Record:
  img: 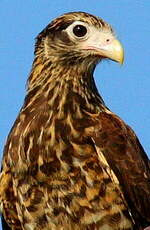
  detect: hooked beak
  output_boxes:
[98,39,124,64]
[84,38,124,65]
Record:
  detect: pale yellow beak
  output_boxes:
[98,39,124,64]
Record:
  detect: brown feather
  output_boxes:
[1,12,149,230]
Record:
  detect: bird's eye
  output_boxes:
[73,25,87,37]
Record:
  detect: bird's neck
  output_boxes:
[26,56,105,117]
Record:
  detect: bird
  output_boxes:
[0,11,150,230]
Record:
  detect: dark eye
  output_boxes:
[73,25,87,37]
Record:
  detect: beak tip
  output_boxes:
[110,39,124,65]
[119,57,124,65]
[119,50,124,65]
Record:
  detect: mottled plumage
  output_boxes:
[0,12,150,230]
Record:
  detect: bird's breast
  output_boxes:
[2,97,133,230]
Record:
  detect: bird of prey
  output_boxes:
[0,12,150,230]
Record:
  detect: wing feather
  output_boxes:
[93,111,150,227]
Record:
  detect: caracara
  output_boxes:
[0,12,150,230]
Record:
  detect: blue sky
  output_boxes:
[0,0,150,162]
[0,1,150,228]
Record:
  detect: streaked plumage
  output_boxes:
[0,12,150,230]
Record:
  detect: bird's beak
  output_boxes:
[84,38,124,65]
[98,39,124,64]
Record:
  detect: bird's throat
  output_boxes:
[26,57,105,119]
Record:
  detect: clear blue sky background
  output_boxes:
[1,2,150,167]
[0,0,150,227]
[1,1,150,159]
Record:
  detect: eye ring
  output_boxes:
[73,24,87,37]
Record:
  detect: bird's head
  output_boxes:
[35,12,124,70]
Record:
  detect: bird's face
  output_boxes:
[36,12,124,67]
[64,20,123,64]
